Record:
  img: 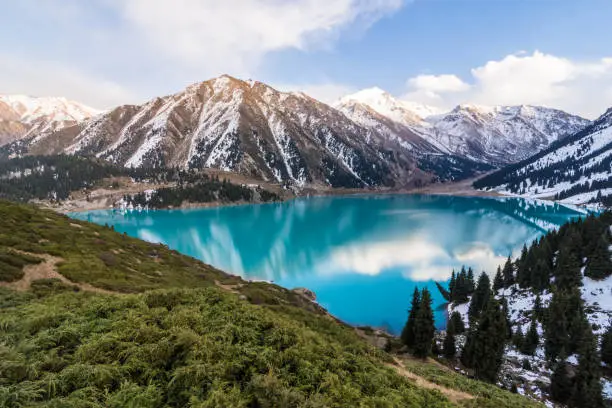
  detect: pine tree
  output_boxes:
[555,247,583,291]
[584,234,612,280]
[467,267,475,294]
[531,258,551,292]
[545,290,570,361]
[512,325,524,350]
[500,297,513,339]
[443,317,457,359]
[449,270,456,299]
[468,272,491,322]
[601,323,612,366]
[462,298,508,382]
[412,288,435,358]
[570,326,604,408]
[533,294,544,322]
[493,266,504,292]
[448,311,465,334]
[401,288,420,348]
[520,318,539,356]
[502,256,514,287]
[550,360,573,405]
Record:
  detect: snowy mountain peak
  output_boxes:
[0,95,102,124]
[336,88,443,128]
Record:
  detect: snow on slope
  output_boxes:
[337,90,590,165]
[475,107,612,206]
[0,95,101,145]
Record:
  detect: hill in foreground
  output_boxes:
[0,200,541,407]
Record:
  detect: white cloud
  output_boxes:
[115,0,404,76]
[0,54,138,110]
[403,51,612,119]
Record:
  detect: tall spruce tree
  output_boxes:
[467,267,475,294]
[462,298,508,382]
[570,327,604,408]
[584,234,612,280]
[412,288,435,358]
[468,272,491,321]
[550,360,573,405]
[554,247,583,291]
[493,266,504,292]
[520,318,539,356]
[601,323,612,366]
[401,288,420,348]
[443,315,457,359]
[502,256,514,287]
[448,311,465,334]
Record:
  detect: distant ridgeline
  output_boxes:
[473,108,612,206]
[434,212,612,406]
[0,155,279,207]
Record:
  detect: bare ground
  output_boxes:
[0,251,115,294]
[388,357,474,404]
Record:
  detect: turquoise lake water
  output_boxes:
[70,195,583,334]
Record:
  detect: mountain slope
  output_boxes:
[337,90,590,165]
[0,200,541,407]
[12,76,491,188]
[474,107,612,205]
[0,95,100,146]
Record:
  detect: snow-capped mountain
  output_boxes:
[0,95,101,146]
[337,90,590,165]
[18,76,475,188]
[474,107,612,205]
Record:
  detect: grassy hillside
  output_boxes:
[0,200,542,407]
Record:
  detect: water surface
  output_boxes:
[71,195,582,333]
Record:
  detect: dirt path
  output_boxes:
[0,252,115,294]
[388,357,474,405]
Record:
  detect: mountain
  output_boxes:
[474,107,612,206]
[9,76,489,189]
[0,199,540,407]
[337,89,590,165]
[0,95,100,146]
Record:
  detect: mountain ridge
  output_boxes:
[473,106,612,206]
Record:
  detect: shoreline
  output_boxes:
[49,179,506,214]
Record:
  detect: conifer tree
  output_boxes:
[412,288,435,358]
[443,318,456,359]
[468,272,491,322]
[550,360,573,405]
[500,297,513,339]
[570,326,604,408]
[467,267,475,294]
[584,234,612,280]
[531,258,551,292]
[555,247,583,290]
[462,298,507,382]
[521,318,539,356]
[493,266,504,292]
[513,325,524,350]
[533,294,544,322]
[448,311,465,334]
[401,288,420,348]
[448,270,456,299]
[502,256,514,287]
[601,323,612,366]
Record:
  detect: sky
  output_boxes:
[1,0,611,118]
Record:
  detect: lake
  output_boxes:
[70,194,583,334]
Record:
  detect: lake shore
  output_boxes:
[45,173,503,214]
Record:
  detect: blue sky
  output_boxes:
[1,0,611,117]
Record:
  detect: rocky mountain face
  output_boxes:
[11,76,489,189]
[0,95,100,146]
[474,107,612,205]
[336,89,590,165]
